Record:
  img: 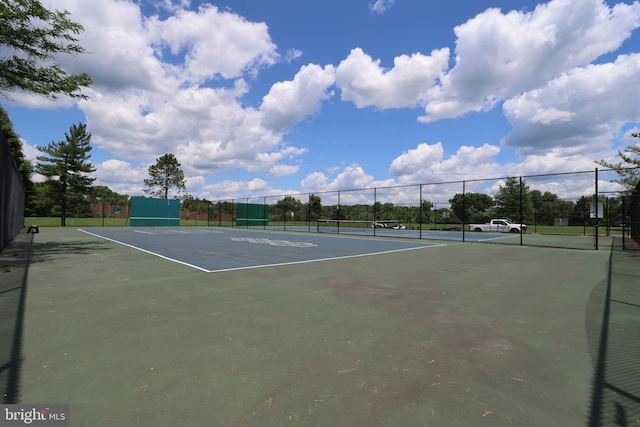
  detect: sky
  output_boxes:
[4,0,640,203]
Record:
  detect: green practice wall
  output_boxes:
[130,198,180,226]
[236,203,269,227]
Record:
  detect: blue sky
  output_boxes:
[4,0,640,202]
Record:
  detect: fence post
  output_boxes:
[462,181,466,242]
[595,168,599,250]
[373,188,377,237]
[307,193,311,233]
[622,195,627,250]
[337,191,341,235]
[419,184,423,240]
[519,176,523,246]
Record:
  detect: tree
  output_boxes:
[308,194,322,221]
[596,135,640,193]
[419,200,433,224]
[35,123,96,225]
[449,192,494,224]
[0,105,36,214]
[493,177,533,222]
[88,186,130,206]
[274,196,305,221]
[530,190,575,226]
[181,195,207,212]
[0,0,92,99]
[143,153,186,199]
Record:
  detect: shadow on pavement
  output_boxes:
[588,238,640,426]
[0,232,32,403]
[1,231,111,403]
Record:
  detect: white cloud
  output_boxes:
[145,4,278,82]
[269,164,301,177]
[58,0,169,95]
[285,49,303,63]
[185,175,206,192]
[98,159,142,180]
[11,0,332,181]
[94,159,148,195]
[260,63,336,133]
[370,0,395,14]
[336,48,449,109]
[301,164,375,192]
[300,172,328,191]
[200,178,269,200]
[247,178,269,192]
[20,140,40,163]
[420,0,640,122]
[502,53,640,155]
[149,0,192,14]
[389,142,501,183]
[300,164,397,203]
[9,0,640,202]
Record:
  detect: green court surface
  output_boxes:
[1,227,639,426]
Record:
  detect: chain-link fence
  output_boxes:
[207,168,638,250]
[0,132,25,251]
[20,168,639,250]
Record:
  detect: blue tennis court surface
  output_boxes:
[79,227,445,272]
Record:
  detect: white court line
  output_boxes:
[476,235,518,242]
[204,243,446,273]
[78,229,210,272]
[78,228,446,274]
[223,226,439,246]
[133,230,153,234]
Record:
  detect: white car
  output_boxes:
[392,224,406,230]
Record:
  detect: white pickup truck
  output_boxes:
[468,219,527,233]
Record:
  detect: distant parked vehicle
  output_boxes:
[392,224,406,230]
[468,219,527,233]
[371,221,387,228]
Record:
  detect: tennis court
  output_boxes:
[78,227,444,272]
[1,226,638,426]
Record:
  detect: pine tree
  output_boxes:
[143,153,186,199]
[36,123,96,225]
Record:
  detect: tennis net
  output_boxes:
[317,219,403,233]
